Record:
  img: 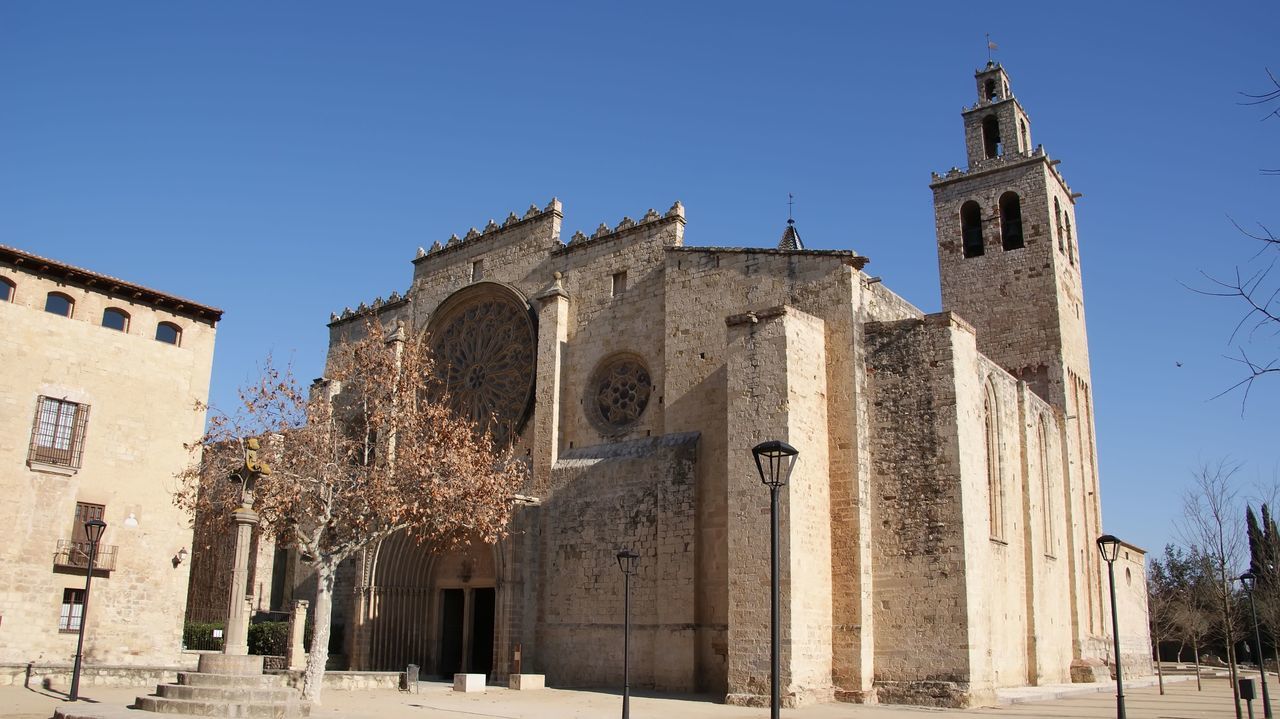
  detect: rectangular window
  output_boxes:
[59,588,84,632]
[611,271,627,296]
[28,396,89,468]
[471,260,484,282]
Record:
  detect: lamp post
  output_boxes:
[69,518,107,702]
[616,549,639,719]
[1097,534,1126,719]
[1241,571,1273,719]
[753,440,799,719]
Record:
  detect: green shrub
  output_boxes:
[248,621,289,657]
[183,622,225,651]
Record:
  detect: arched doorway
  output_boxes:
[361,531,498,677]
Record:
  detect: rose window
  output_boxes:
[427,284,536,445]
[589,355,652,431]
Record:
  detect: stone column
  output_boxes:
[531,272,568,496]
[224,505,260,656]
[288,600,310,671]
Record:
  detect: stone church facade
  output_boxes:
[313,63,1150,707]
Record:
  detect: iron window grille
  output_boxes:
[28,396,89,469]
[59,588,85,632]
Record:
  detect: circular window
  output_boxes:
[427,283,537,445]
[588,354,652,432]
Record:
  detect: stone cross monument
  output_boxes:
[224,437,269,656]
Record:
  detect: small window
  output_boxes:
[999,192,1024,251]
[961,201,984,258]
[102,308,130,332]
[471,260,484,282]
[1019,120,1028,151]
[59,588,85,632]
[45,292,74,317]
[984,79,998,102]
[612,271,627,296]
[0,277,13,302]
[982,115,1002,159]
[29,396,90,469]
[156,322,182,346]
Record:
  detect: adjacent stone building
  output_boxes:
[0,245,220,672]
[298,63,1149,707]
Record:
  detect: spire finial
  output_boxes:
[787,193,795,226]
[986,33,998,64]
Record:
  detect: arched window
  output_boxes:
[45,292,74,317]
[982,115,1002,159]
[985,79,998,102]
[999,192,1024,250]
[1019,120,1028,151]
[984,381,1004,539]
[1054,198,1063,252]
[961,201,984,258]
[155,321,182,346]
[0,276,13,302]
[101,308,130,332]
[1038,417,1055,554]
[1066,215,1075,266]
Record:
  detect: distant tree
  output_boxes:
[1148,547,1183,693]
[1246,503,1280,670]
[176,321,527,703]
[1180,460,1248,716]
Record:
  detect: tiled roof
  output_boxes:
[0,244,223,322]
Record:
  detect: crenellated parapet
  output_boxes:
[559,200,685,252]
[929,146,1076,199]
[412,198,564,265]
[327,289,411,327]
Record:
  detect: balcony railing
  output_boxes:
[53,540,118,572]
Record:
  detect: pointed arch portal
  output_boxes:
[358,531,499,677]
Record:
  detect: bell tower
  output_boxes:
[930,62,1107,658]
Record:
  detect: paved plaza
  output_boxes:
[0,674,1251,719]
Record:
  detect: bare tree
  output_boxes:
[1196,70,1280,403]
[1180,460,1248,716]
[176,321,527,703]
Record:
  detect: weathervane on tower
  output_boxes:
[986,33,998,63]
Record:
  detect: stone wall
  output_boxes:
[535,433,698,690]
[865,315,974,706]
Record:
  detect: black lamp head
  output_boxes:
[752,440,799,489]
[1096,534,1121,563]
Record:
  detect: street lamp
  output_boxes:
[69,518,107,702]
[753,440,798,719]
[1241,570,1273,719]
[616,549,639,719]
[1096,534,1126,719]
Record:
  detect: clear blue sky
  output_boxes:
[3,2,1277,557]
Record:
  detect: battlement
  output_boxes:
[328,289,410,326]
[412,198,564,266]
[930,147,1076,199]
[553,201,685,255]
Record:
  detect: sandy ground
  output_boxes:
[0,673,1249,719]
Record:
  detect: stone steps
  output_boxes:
[176,671,286,688]
[134,694,310,718]
[157,683,299,703]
